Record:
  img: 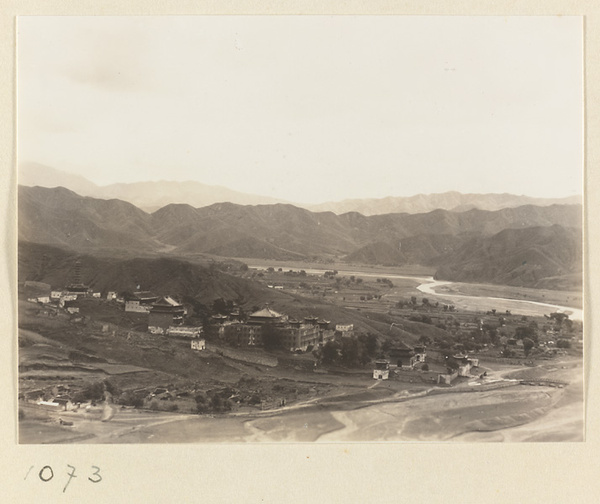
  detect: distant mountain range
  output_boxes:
[18,185,583,289]
[19,161,581,215]
[307,191,582,215]
[19,162,288,212]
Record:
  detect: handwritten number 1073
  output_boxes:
[24,465,102,492]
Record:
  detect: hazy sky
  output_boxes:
[18,16,583,204]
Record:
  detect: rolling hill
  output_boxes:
[18,241,284,308]
[432,225,583,289]
[18,185,583,288]
[18,242,436,340]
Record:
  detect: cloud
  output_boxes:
[55,19,158,92]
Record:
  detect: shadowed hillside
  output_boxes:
[432,225,582,289]
[18,186,583,289]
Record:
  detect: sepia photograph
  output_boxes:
[16,15,584,445]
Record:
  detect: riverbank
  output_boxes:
[29,356,579,444]
[423,281,582,310]
[248,261,583,321]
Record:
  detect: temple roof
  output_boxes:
[153,296,182,307]
[250,307,284,319]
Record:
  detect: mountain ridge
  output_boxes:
[19,161,582,215]
[307,190,582,215]
[18,185,582,289]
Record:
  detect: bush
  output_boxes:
[421,363,429,371]
[149,400,159,411]
[117,391,145,408]
[72,381,105,403]
[18,408,25,420]
[248,393,262,405]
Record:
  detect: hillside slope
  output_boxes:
[433,225,582,289]
[18,186,583,288]
[18,242,285,307]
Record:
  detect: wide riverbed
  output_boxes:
[249,265,583,322]
[70,358,582,443]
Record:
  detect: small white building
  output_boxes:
[50,291,62,300]
[167,326,203,338]
[37,296,50,304]
[191,339,206,351]
[373,359,390,380]
[92,292,101,298]
[336,324,354,338]
[106,291,117,301]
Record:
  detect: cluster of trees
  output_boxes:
[71,380,118,404]
[314,334,379,367]
[515,323,539,343]
[395,297,452,311]
[195,390,233,414]
[408,314,433,325]
[376,278,394,287]
[360,294,382,301]
[335,276,363,286]
[212,297,237,315]
[284,269,307,277]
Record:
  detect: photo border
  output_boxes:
[1,1,598,502]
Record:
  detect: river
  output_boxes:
[249,265,583,322]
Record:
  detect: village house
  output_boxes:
[373,359,390,380]
[66,285,89,297]
[53,395,75,411]
[336,324,354,338]
[451,354,479,377]
[388,342,426,369]
[106,291,117,301]
[191,338,206,351]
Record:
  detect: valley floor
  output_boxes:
[19,356,583,444]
